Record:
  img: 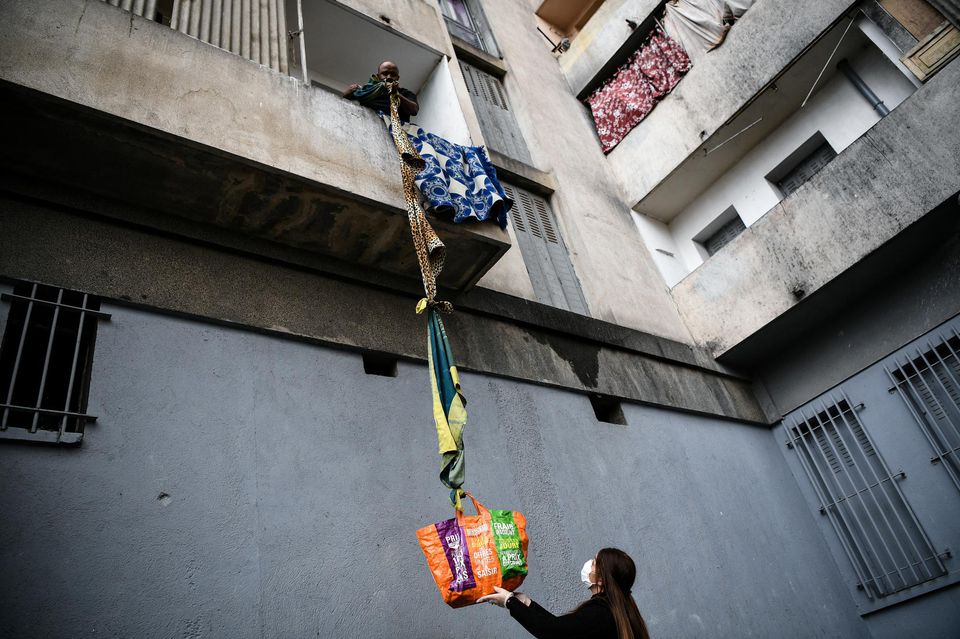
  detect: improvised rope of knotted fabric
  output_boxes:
[386,90,453,313]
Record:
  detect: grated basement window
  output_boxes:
[785,390,946,599]
[885,328,960,495]
[0,281,108,445]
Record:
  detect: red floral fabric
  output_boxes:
[586,28,692,153]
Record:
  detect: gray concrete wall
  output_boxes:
[0,0,696,342]
[0,195,765,423]
[0,298,868,638]
[769,313,960,633]
[752,200,960,416]
[671,58,960,355]
[606,0,858,207]
[0,0,405,216]
[470,0,693,340]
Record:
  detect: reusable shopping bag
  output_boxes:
[416,492,529,607]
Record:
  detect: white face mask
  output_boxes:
[580,559,596,587]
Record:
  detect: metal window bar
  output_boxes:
[885,329,960,494]
[786,391,945,598]
[0,284,108,443]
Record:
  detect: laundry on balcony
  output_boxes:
[397,126,512,230]
[662,0,755,63]
[347,69,512,229]
[586,27,691,153]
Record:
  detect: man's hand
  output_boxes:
[342,83,361,97]
[387,82,399,94]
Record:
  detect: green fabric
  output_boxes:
[427,308,467,505]
[490,510,527,579]
[350,74,387,105]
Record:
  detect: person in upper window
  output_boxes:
[343,60,419,121]
[478,547,651,639]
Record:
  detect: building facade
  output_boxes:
[0,0,957,636]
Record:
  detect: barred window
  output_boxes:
[785,390,946,600]
[886,327,960,494]
[0,281,108,445]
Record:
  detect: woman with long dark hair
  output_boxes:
[478,547,650,639]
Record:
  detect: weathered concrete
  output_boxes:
[334,0,452,57]
[605,0,858,207]
[0,299,869,638]
[0,83,507,291]
[559,0,657,95]
[671,58,960,355]
[471,0,693,341]
[0,197,765,422]
[0,0,400,216]
[734,196,960,416]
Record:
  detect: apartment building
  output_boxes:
[0,0,957,636]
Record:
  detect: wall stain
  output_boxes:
[530,331,600,389]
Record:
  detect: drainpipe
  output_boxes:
[838,59,890,116]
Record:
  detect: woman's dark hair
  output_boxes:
[595,548,649,639]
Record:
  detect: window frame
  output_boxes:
[0,279,108,445]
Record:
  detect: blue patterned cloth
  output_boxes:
[385,118,513,230]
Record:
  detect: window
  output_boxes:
[693,206,746,259]
[785,391,946,600]
[440,0,500,56]
[502,183,589,315]
[766,132,838,198]
[886,328,960,494]
[459,61,532,164]
[0,281,107,445]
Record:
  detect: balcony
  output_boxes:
[669,55,960,355]
[0,0,508,291]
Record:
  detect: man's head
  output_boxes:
[377,61,400,84]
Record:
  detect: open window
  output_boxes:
[287,0,471,145]
[439,0,500,56]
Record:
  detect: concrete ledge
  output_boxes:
[0,197,768,424]
[0,0,403,216]
[606,0,857,207]
[487,150,558,196]
[0,82,509,291]
[670,58,960,355]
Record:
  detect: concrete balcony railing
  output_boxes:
[0,0,509,291]
[670,56,960,356]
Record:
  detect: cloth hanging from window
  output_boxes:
[662,0,754,62]
[384,117,513,229]
[407,127,512,230]
[586,27,691,153]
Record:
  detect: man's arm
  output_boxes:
[342,83,361,98]
[395,87,419,118]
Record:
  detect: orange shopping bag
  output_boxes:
[416,492,529,607]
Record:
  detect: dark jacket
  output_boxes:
[348,86,418,118]
[506,594,618,639]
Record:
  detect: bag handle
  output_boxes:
[455,491,489,524]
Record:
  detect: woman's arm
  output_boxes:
[506,597,610,639]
